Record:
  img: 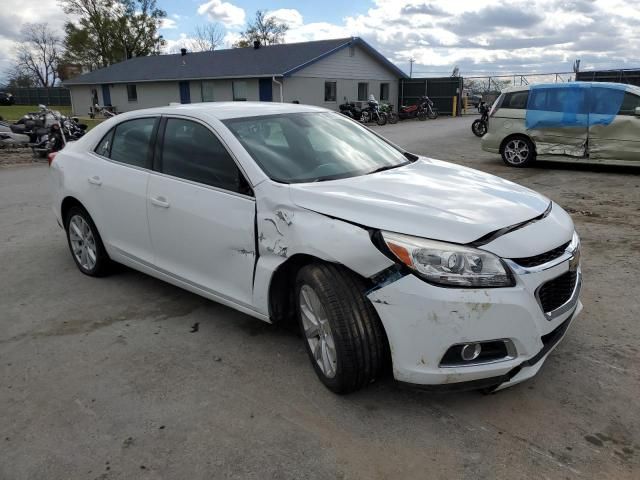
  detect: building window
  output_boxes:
[233,80,247,101]
[357,82,368,101]
[324,81,337,102]
[201,81,215,102]
[126,84,137,102]
[380,83,390,101]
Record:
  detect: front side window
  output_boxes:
[160,118,250,195]
[357,82,369,101]
[233,81,247,101]
[380,83,390,101]
[324,81,337,102]
[110,117,156,168]
[223,112,411,183]
[127,84,137,102]
[502,91,528,109]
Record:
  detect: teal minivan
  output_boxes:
[481,82,640,167]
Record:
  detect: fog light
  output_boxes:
[461,343,482,361]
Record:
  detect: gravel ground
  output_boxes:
[1,116,638,480]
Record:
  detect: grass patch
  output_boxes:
[0,105,104,130]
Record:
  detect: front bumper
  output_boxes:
[367,245,582,391]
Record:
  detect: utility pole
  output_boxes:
[409,58,415,78]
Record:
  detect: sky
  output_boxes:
[1,0,640,82]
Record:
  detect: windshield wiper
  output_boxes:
[366,162,408,175]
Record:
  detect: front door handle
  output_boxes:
[150,196,170,208]
[88,176,102,186]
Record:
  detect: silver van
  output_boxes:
[481,82,640,167]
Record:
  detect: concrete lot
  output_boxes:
[1,116,639,479]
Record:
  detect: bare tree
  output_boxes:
[187,24,224,52]
[234,10,288,48]
[15,23,62,87]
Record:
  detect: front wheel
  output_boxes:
[376,112,387,126]
[417,110,427,121]
[472,119,487,137]
[427,108,438,119]
[501,136,536,167]
[296,263,388,394]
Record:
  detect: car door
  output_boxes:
[147,116,256,307]
[589,86,640,161]
[89,116,158,264]
[525,84,589,157]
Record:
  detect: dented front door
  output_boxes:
[588,87,640,161]
[525,84,589,158]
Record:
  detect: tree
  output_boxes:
[5,68,38,88]
[234,10,288,48]
[14,23,61,87]
[187,24,224,52]
[60,0,166,69]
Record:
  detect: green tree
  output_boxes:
[60,0,166,69]
[234,10,289,48]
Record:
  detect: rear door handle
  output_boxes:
[150,196,170,208]
[88,176,102,186]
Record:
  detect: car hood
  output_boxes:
[288,158,551,244]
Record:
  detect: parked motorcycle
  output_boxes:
[380,103,398,124]
[472,101,490,137]
[398,95,438,121]
[361,95,387,126]
[0,105,66,157]
[339,98,365,121]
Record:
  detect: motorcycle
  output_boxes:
[360,95,387,126]
[380,103,398,124]
[472,101,490,137]
[398,95,438,121]
[0,105,66,157]
[339,98,365,121]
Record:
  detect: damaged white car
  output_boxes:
[49,103,582,393]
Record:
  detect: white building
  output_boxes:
[64,37,407,115]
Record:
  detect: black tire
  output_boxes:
[417,110,427,121]
[387,112,398,124]
[427,109,439,119]
[376,113,387,126]
[472,119,487,137]
[295,263,388,394]
[501,135,536,168]
[64,205,111,277]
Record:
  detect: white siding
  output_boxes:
[291,44,398,81]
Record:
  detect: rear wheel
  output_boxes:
[64,206,111,276]
[501,136,536,167]
[296,263,387,394]
[387,112,399,124]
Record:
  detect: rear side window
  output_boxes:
[109,118,156,168]
[618,92,640,116]
[160,118,251,195]
[501,91,528,109]
[94,129,114,157]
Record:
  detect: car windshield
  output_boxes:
[223,112,412,183]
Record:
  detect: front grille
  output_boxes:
[538,271,577,313]
[512,241,570,268]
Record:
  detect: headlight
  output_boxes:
[380,231,514,287]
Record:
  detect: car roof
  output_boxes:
[502,81,638,94]
[115,101,331,121]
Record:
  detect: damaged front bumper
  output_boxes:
[367,249,582,391]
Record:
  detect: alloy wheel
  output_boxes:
[504,139,530,165]
[299,285,337,378]
[68,214,97,271]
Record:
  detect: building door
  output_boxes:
[101,84,111,106]
[179,81,191,104]
[259,78,272,102]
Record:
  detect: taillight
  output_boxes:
[47,152,58,166]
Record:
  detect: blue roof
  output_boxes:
[64,37,407,86]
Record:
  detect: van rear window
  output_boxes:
[502,91,529,109]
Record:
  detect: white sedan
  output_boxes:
[49,102,582,393]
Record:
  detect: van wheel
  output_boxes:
[295,263,387,394]
[502,136,536,167]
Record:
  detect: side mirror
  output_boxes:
[635,106,640,117]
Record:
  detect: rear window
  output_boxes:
[501,91,529,109]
